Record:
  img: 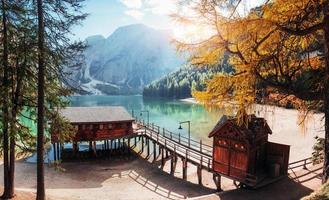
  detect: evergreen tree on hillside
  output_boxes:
[143,59,232,99]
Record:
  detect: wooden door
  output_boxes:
[230,150,248,179]
[213,146,230,175]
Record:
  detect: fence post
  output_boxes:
[163,128,165,136]
[170,132,172,139]
[179,133,181,143]
[185,148,188,159]
[200,140,202,153]
[303,159,307,169]
[158,127,160,134]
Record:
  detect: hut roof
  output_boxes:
[59,106,135,123]
[208,114,272,139]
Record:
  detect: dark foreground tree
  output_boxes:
[1,0,11,198]
[36,0,45,198]
[0,0,86,199]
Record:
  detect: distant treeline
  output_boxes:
[143,61,233,99]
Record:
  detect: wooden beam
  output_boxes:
[213,173,222,192]
[57,143,60,161]
[182,158,187,180]
[141,136,144,153]
[53,143,57,161]
[170,152,176,175]
[73,142,78,156]
[161,146,165,168]
[147,138,150,157]
[197,165,202,185]
[153,141,156,161]
[92,141,97,157]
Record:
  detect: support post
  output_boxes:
[213,174,222,192]
[182,158,187,180]
[73,142,78,156]
[57,142,60,160]
[89,141,93,152]
[92,141,97,156]
[53,143,57,161]
[197,166,202,185]
[147,138,150,157]
[170,152,175,175]
[153,141,156,161]
[161,147,165,167]
[141,136,144,153]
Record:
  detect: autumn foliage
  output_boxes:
[174,0,329,181]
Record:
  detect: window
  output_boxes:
[108,123,113,129]
[82,124,86,130]
[218,139,228,146]
[100,124,103,130]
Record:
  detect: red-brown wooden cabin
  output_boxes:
[209,115,290,187]
[51,106,135,142]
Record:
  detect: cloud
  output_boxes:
[120,0,142,9]
[125,9,144,20]
[144,0,177,15]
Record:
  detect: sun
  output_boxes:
[172,23,215,43]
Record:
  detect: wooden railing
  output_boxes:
[288,157,313,170]
[135,118,213,157]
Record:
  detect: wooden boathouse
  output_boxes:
[51,106,135,160]
[209,115,290,187]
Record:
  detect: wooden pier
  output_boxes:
[132,118,300,190]
[134,119,227,191]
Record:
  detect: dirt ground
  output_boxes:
[0,150,323,200]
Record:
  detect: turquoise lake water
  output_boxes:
[69,95,224,144]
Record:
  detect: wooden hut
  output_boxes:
[209,115,290,187]
[51,106,135,159]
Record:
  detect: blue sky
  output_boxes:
[72,0,265,41]
[73,0,176,40]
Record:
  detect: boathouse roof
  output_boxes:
[208,114,272,139]
[60,106,135,123]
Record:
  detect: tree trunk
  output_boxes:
[1,0,12,198]
[322,6,329,183]
[8,137,15,197]
[36,0,45,199]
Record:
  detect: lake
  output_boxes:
[26,95,324,163]
[68,95,224,144]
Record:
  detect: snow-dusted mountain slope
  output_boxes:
[69,24,184,95]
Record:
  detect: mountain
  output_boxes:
[69,24,184,95]
[143,61,233,99]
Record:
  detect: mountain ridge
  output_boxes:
[68,24,183,95]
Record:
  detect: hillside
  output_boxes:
[143,62,232,99]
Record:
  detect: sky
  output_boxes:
[72,0,265,41]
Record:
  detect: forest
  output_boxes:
[143,60,232,99]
